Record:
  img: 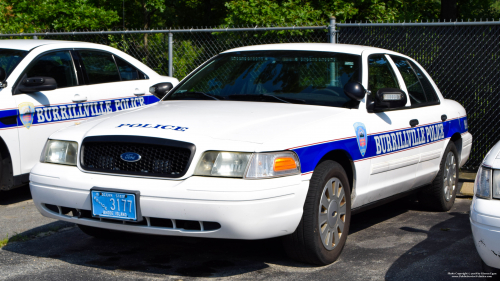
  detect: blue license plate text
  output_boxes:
[91,191,137,221]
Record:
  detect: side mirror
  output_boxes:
[149,82,173,100]
[344,82,366,101]
[18,77,57,93]
[374,88,407,110]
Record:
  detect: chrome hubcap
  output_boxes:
[318,177,346,250]
[443,152,457,202]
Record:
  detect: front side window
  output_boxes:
[25,51,77,88]
[79,51,120,84]
[0,49,28,79]
[368,54,399,94]
[165,51,361,108]
[391,55,439,105]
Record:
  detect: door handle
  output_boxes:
[133,88,145,96]
[409,119,419,127]
[441,114,447,121]
[72,94,87,103]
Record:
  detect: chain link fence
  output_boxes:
[337,22,500,170]
[1,21,499,170]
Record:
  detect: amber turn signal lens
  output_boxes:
[273,157,297,172]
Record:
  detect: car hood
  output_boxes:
[69,100,348,146]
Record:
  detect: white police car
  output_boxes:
[30,43,472,265]
[0,40,178,193]
[471,142,500,274]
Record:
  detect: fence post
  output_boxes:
[33,35,37,40]
[168,32,173,77]
[329,16,336,43]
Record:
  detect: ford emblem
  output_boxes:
[120,152,141,162]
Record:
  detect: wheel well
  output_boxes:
[450,132,462,161]
[0,136,13,191]
[0,137,11,161]
[318,150,354,191]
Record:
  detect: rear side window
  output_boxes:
[368,55,399,94]
[115,56,147,81]
[79,51,120,84]
[390,55,439,105]
[26,51,77,88]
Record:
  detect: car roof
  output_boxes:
[0,39,98,51]
[221,43,399,56]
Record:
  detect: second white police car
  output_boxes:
[0,40,178,193]
[31,43,472,265]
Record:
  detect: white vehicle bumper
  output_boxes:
[460,132,473,168]
[470,197,500,269]
[30,163,309,240]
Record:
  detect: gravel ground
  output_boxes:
[0,185,487,280]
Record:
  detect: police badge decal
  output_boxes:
[353,122,368,157]
[18,102,35,129]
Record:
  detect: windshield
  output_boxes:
[0,49,28,79]
[165,51,362,108]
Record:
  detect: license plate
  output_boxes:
[91,190,138,221]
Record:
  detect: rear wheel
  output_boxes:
[283,160,351,265]
[418,142,459,211]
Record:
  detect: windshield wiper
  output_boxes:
[228,94,305,104]
[179,91,221,100]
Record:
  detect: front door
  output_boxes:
[14,50,85,174]
[361,54,419,202]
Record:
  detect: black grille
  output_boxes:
[81,136,195,178]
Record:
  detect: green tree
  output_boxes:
[0,0,120,33]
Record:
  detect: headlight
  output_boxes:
[245,152,301,178]
[194,151,300,179]
[41,140,78,166]
[194,151,252,177]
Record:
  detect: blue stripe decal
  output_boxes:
[293,116,468,174]
[0,95,159,129]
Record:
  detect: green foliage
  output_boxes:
[173,40,204,78]
[0,0,120,33]
[224,0,357,26]
[458,0,500,19]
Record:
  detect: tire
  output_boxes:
[77,224,119,239]
[418,141,459,212]
[283,160,351,265]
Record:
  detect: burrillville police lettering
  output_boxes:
[374,123,445,155]
[117,124,188,131]
[34,97,146,123]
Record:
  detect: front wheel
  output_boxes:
[283,160,351,265]
[418,141,459,211]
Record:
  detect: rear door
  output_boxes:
[13,50,84,174]
[72,50,159,115]
[389,55,445,187]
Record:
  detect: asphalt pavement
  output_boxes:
[0,185,487,280]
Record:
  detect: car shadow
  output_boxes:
[1,196,475,278]
[0,184,32,206]
[384,211,484,280]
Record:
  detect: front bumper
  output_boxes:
[470,197,500,269]
[30,163,309,240]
